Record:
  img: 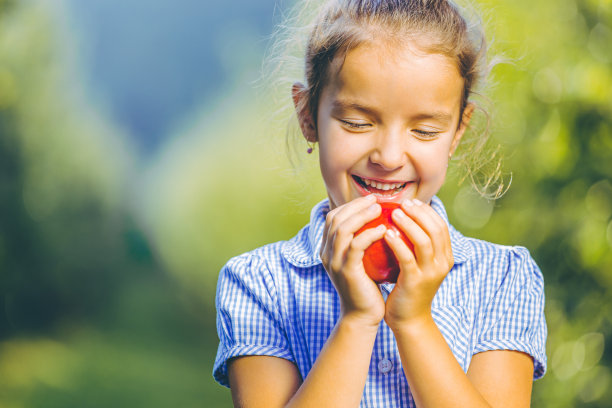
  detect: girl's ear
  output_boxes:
[450,103,475,156]
[292,82,317,143]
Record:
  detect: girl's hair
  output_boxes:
[268,0,507,198]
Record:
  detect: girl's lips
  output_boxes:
[353,175,408,185]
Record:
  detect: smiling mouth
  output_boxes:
[352,175,408,196]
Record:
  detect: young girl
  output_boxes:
[213,0,547,406]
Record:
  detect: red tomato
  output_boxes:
[355,202,413,284]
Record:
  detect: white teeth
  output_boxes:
[361,177,406,191]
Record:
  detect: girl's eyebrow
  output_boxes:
[331,99,381,119]
[411,111,453,125]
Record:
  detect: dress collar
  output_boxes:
[282,196,473,268]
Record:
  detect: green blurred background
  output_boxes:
[0,0,611,406]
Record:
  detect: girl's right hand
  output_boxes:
[320,195,387,329]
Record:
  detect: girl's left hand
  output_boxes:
[383,198,454,331]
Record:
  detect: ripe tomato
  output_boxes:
[355,202,413,283]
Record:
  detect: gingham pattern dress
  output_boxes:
[213,196,547,407]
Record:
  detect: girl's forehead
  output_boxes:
[321,41,464,117]
[329,39,460,85]
[333,42,461,90]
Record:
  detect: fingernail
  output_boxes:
[385,229,397,239]
[366,194,377,202]
[368,204,379,212]
[393,209,406,219]
[413,198,423,206]
[402,199,414,207]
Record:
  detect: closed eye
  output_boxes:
[413,129,440,139]
[340,119,371,130]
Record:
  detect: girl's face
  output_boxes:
[296,41,472,210]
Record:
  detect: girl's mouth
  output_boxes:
[352,175,409,197]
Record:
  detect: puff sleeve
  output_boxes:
[473,246,547,379]
[213,253,293,387]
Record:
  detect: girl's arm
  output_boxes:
[228,356,302,408]
[229,316,378,408]
[228,195,387,407]
[468,349,534,406]
[392,317,534,407]
[384,199,534,408]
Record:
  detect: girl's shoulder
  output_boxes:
[455,231,544,293]
[219,239,291,287]
[464,235,538,265]
[457,236,548,380]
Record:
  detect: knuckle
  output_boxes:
[336,223,352,237]
[348,239,363,253]
[331,239,346,260]
[330,217,342,231]
[437,220,448,232]
[330,259,343,273]
[413,236,429,248]
[435,259,451,274]
[401,257,416,268]
[431,224,443,235]
[325,211,336,226]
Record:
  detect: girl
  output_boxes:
[214,0,547,407]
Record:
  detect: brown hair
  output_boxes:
[268,0,507,198]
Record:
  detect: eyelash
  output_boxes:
[340,120,370,129]
[413,129,440,139]
[340,119,440,138]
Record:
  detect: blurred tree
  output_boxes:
[0,0,130,337]
[444,1,612,406]
[1,2,232,406]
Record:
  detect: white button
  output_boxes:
[378,358,393,373]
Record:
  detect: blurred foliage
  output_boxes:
[0,0,611,407]
[0,1,231,406]
[441,1,612,406]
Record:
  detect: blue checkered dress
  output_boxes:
[213,196,547,407]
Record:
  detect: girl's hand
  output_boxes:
[383,199,454,330]
[320,195,387,328]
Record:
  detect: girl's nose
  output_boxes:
[369,129,407,171]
